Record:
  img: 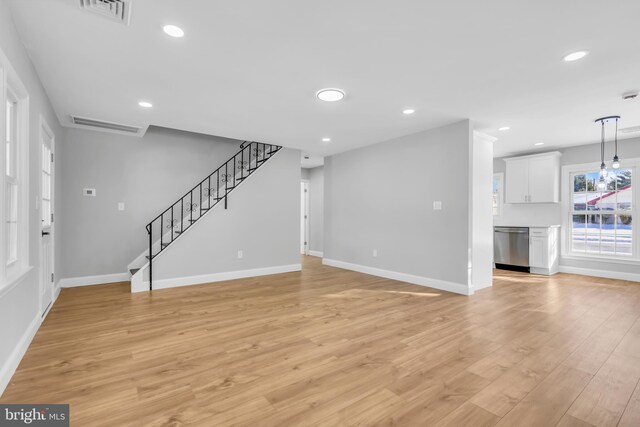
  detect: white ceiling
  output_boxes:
[8,0,640,157]
[301,152,324,169]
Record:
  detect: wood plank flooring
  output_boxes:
[2,256,640,426]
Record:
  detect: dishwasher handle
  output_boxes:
[495,229,528,234]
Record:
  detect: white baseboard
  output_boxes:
[0,315,40,396]
[58,272,130,288]
[308,250,323,258]
[559,265,640,282]
[133,264,302,293]
[322,258,471,295]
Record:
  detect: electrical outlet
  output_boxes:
[83,188,96,197]
[118,202,125,211]
[373,249,378,257]
[433,201,442,210]
[237,250,243,259]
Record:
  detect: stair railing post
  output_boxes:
[149,224,153,291]
[225,161,228,209]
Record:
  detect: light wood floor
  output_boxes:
[2,257,640,426]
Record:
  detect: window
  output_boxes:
[5,91,18,264]
[0,58,29,286]
[567,165,635,259]
[493,173,503,217]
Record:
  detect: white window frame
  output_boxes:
[493,172,504,218]
[561,159,639,264]
[0,49,30,290]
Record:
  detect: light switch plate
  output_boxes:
[237,250,243,259]
[433,201,442,210]
[118,202,125,211]
[83,188,96,197]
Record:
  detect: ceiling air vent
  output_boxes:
[79,0,132,25]
[619,125,640,134]
[70,115,146,136]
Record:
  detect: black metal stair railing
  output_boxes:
[144,141,282,290]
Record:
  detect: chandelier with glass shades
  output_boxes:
[595,115,621,190]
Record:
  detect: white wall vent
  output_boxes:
[79,0,132,25]
[619,125,640,134]
[69,115,147,137]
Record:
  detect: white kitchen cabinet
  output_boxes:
[504,152,561,203]
[529,226,560,275]
[504,157,529,203]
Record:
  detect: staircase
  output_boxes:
[129,141,282,291]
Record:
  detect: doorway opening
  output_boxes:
[300,181,309,255]
[40,116,55,317]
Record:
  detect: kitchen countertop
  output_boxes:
[494,224,561,228]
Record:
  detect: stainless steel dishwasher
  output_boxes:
[494,227,530,272]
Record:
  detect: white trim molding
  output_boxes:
[132,264,302,293]
[308,250,323,258]
[1,272,63,396]
[559,265,640,282]
[58,272,130,288]
[322,258,472,295]
[0,315,39,396]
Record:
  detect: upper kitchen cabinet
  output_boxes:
[504,152,561,203]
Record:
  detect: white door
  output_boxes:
[40,119,54,316]
[505,158,529,203]
[300,181,309,255]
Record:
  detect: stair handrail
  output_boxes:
[144,141,282,290]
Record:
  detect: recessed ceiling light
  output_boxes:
[322,137,331,142]
[534,142,545,146]
[138,101,153,108]
[563,51,588,62]
[316,88,345,102]
[402,109,415,115]
[163,25,184,38]
[498,126,510,131]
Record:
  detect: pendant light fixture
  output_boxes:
[612,117,621,169]
[594,115,621,190]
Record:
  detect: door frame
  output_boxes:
[39,114,55,316]
[301,180,309,255]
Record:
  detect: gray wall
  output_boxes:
[494,136,640,276]
[308,166,324,254]
[324,120,472,287]
[154,148,301,280]
[59,126,241,278]
[0,2,64,391]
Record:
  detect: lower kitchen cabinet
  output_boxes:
[529,226,560,275]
